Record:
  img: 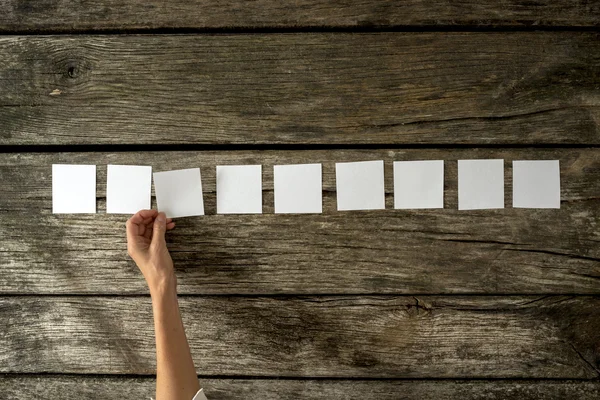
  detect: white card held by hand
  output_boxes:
[274,163,322,214]
[336,160,385,211]
[513,160,560,209]
[106,165,152,214]
[458,159,504,210]
[217,165,262,214]
[394,160,444,209]
[153,168,205,218]
[52,164,96,214]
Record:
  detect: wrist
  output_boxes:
[149,273,177,299]
[150,277,179,320]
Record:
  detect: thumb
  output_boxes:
[151,212,167,247]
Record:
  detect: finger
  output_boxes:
[166,222,175,230]
[126,214,142,243]
[130,210,157,225]
[166,218,173,224]
[143,214,158,238]
[151,212,167,247]
[127,210,145,225]
[141,217,154,225]
[129,210,161,226]
[126,209,154,241]
[143,226,153,240]
[138,209,158,218]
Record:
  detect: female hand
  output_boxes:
[126,209,176,294]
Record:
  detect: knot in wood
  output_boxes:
[67,65,79,79]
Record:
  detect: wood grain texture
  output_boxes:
[1,149,598,295]
[1,33,599,146]
[1,296,599,377]
[0,0,598,31]
[2,376,600,400]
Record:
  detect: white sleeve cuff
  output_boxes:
[192,388,208,400]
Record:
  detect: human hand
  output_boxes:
[126,209,176,295]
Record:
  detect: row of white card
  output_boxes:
[52,159,561,217]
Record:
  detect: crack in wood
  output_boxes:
[566,342,600,378]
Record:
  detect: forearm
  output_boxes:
[152,279,200,400]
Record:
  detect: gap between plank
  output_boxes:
[0,25,599,36]
[0,143,598,154]
[0,372,598,381]
[0,293,598,298]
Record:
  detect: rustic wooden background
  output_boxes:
[1,1,599,399]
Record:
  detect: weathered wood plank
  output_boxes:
[1,33,599,145]
[0,149,598,295]
[1,296,598,377]
[0,0,598,31]
[2,376,600,400]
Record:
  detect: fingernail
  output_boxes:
[157,213,166,223]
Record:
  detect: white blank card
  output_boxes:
[217,165,262,214]
[458,159,504,210]
[513,160,560,208]
[153,168,205,218]
[394,160,444,209]
[274,163,322,214]
[336,160,385,211]
[52,164,96,214]
[106,165,152,214]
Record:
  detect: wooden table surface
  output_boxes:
[1,1,599,399]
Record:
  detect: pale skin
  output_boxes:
[126,209,201,400]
